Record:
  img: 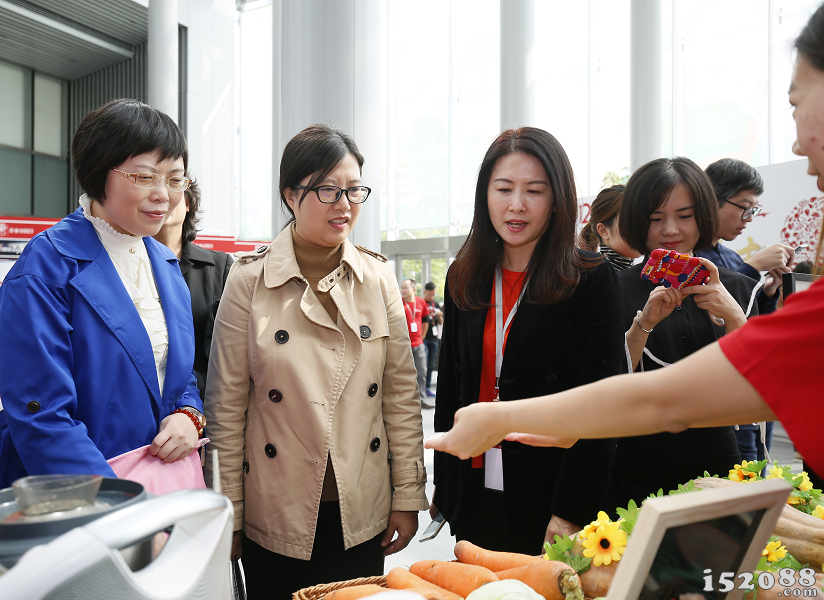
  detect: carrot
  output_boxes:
[323,584,386,600]
[409,560,497,598]
[386,568,452,600]
[454,540,544,571]
[496,562,584,600]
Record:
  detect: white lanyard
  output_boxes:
[494,267,527,401]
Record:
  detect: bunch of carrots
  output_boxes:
[324,541,585,600]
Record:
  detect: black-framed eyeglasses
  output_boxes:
[725,199,761,220]
[292,185,371,204]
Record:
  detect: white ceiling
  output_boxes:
[0,0,147,81]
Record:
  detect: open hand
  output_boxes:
[425,403,506,460]
[150,412,198,463]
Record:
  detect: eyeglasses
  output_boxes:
[725,199,761,220]
[112,169,191,192]
[292,184,371,204]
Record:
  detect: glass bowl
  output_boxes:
[12,474,103,516]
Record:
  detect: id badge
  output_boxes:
[484,447,504,491]
[431,324,439,337]
[411,322,418,333]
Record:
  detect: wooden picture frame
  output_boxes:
[606,479,792,600]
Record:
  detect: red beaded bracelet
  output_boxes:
[173,408,204,437]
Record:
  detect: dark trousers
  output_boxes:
[734,422,774,473]
[241,502,384,600]
[423,339,439,389]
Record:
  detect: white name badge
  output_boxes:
[410,322,418,333]
[431,324,439,337]
[484,447,504,491]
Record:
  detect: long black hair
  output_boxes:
[448,127,596,310]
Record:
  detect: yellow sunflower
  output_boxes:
[788,495,806,506]
[582,522,627,567]
[729,460,759,483]
[799,472,814,492]
[581,511,611,540]
[812,505,824,520]
[766,464,787,480]
[762,540,787,562]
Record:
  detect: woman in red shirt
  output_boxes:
[427,6,824,480]
[431,127,625,554]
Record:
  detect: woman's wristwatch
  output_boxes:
[173,406,206,437]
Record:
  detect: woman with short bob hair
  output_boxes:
[205,124,428,600]
[432,127,625,553]
[0,98,203,488]
[610,156,761,508]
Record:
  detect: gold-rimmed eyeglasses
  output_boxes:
[112,169,191,192]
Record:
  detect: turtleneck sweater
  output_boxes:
[291,227,343,501]
[80,194,168,395]
[599,244,634,271]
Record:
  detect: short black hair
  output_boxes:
[620,157,718,256]
[704,158,764,206]
[424,282,436,291]
[795,4,824,72]
[182,176,202,244]
[279,124,364,226]
[72,98,188,204]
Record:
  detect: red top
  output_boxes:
[472,269,527,468]
[719,277,824,477]
[403,296,427,347]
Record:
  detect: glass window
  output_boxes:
[34,73,65,158]
[0,147,32,215]
[0,61,32,150]
[681,0,770,167]
[239,3,273,241]
[402,258,423,292]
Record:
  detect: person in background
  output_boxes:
[696,158,788,468]
[432,127,624,554]
[205,124,428,600]
[577,184,642,270]
[422,281,443,397]
[699,158,795,315]
[612,156,761,509]
[401,278,432,408]
[154,177,233,401]
[0,99,203,488]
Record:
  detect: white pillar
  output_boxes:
[500,0,535,130]
[277,0,381,252]
[148,0,179,122]
[630,0,662,171]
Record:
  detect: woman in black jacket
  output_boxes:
[612,157,759,508]
[432,127,625,554]
[154,177,233,399]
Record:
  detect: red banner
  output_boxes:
[0,216,60,240]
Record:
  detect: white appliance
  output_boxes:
[0,489,234,600]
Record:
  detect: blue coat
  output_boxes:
[0,208,202,488]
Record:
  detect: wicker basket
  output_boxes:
[293,575,388,600]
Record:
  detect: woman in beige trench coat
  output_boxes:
[205,125,429,600]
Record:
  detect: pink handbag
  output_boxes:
[107,439,209,495]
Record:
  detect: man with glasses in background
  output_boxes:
[697,158,795,468]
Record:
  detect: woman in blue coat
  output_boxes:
[0,99,204,488]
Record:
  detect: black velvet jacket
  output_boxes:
[433,254,626,537]
[179,241,233,401]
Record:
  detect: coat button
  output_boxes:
[269,389,283,403]
[370,437,381,452]
[676,305,682,311]
[275,330,289,344]
[26,401,40,413]
[256,245,268,253]
[368,383,378,397]
[546,373,557,383]
[265,444,277,458]
[242,461,249,474]
[359,325,371,339]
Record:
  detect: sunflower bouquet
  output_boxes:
[726,460,824,517]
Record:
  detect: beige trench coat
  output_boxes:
[204,225,428,560]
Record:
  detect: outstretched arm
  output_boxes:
[426,341,774,460]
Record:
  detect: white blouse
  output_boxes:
[79,194,169,395]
